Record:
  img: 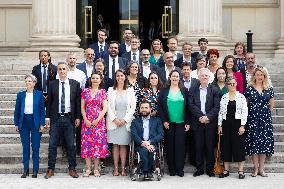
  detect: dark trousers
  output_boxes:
[137,147,154,173]
[186,129,196,166]
[19,114,42,172]
[47,115,77,170]
[194,126,216,172]
[167,122,186,173]
[75,124,81,153]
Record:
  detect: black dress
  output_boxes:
[221,100,245,162]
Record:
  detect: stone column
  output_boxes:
[25,0,81,52]
[275,0,284,57]
[178,0,227,52]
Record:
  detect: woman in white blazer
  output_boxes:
[218,76,248,179]
[107,69,136,176]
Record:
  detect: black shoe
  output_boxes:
[176,171,184,177]
[32,171,38,178]
[147,172,153,179]
[219,170,229,178]
[21,170,29,178]
[206,171,215,177]
[238,171,245,179]
[193,170,204,177]
[169,172,176,176]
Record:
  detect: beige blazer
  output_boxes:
[106,87,136,131]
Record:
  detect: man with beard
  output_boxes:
[130,101,164,179]
[89,29,109,60]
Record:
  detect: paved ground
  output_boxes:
[1,173,284,189]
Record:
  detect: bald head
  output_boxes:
[84,48,95,63]
[141,49,150,63]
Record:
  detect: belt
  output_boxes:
[58,112,71,117]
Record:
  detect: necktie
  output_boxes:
[112,58,116,79]
[133,52,136,61]
[61,82,65,113]
[100,45,103,58]
[43,65,47,93]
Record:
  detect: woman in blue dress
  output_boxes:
[244,67,275,177]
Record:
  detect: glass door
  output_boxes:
[119,0,139,41]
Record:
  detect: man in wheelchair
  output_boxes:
[130,101,164,180]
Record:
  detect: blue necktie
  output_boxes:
[61,82,65,113]
[43,65,47,93]
[133,52,136,61]
[100,45,103,58]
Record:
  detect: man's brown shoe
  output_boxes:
[69,169,79,178]
[44,169,54,179]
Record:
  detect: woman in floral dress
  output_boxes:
[81,71,108,177]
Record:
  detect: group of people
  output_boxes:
[14,28,275,180]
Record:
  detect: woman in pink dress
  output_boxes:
[81,71,108,177]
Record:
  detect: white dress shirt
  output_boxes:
[199,85,208,115]
[142,62,151,79]
[165,66,175,80]
[126,43,131,52]
[108,56,119,79]
[24,92,33,114]
[98,42,106,52]
[131,51,140,61]
[67,68,86,89]
[59,79,71,113]
[142,116,150,141]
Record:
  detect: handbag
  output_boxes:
[214,133,223,175]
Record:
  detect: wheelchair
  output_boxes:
[128,140,165,181]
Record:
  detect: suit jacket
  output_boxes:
[174,56,197,70]
[14,90,45,130]
[119,42,128,56]
[122,51,142,64]
[32,63,57,92]
[141,64,161,78]
[104,56,128,79]
[46,79,81,123]
[188,84,220,130]
[158,66,182,84]
[158,87,190,125]
[181,77,199,91]
[89,42,109,60]
[106,87,136,131]
[130,117,164,146]
[76,62,91,80]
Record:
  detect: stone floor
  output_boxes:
[0,173,284,189]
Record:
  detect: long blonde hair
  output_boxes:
[249,67,269,90]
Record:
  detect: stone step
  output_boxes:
[0,87,24,94]
[275,93,284,100]
[273,116,284,124]
[0,75,25,81]
[273,108,284,116]
[273,124,284,132]
[0,109,14,116]
[0,81,25,87]
[274,133,284,142]
[0,94,16,101]
[275,100,284,108]
[0,101,15,109]
[0,133,49,144]
[274,87,284,93]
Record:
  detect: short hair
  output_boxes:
[233,42,247,56]
[207,49,220,58]
[109,40,120,46]
[182,42,193,49]
[180,62,192,70]
[198,67,210,76]
[139,100,151,108]
[25,74,37,83]
[198,38,208,45]
[195,53,206,64]
[113,69,128,90]
[88,71,104,89]
[222,55,238,73]
[97,28,107,36]
[167,36,178,44]
[57,62,68,67]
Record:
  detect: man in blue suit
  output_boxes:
[77,48,95,80]
[89,29,109,60]
[130,101,164,179]
[119,28,133,56]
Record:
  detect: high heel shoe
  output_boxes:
[121,167,127,176]
[21,170,29,178]
[112,167,119,176]
[238,171,245,179]
[219,170,229,178]
[32,171,38,178]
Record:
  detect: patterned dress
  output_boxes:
[128,81,142,117]
[140,88,160,113]
[244,86,274,156]
[81,88,109,158]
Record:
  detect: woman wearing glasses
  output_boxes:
[218,76,248,179]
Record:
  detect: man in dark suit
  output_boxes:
[122,36,141,64]
[104,41,127,80]
[89,29,109,60]
[158,52,181,84]
[44,62,81,179]
[31,50,57,102]
[77,48,95,80]
[119,28,133,56]
[130,101,164,179]
[192,38,209,66]
[140,49,160,79]
[181,62,199,91]
[188,68,220,177]
[175,42,197,70]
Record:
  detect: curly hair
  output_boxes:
[207,48,219,58]
[234,42,247,56]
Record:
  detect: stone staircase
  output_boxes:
[0,58,283,174]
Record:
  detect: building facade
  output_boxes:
[0,0,283,57]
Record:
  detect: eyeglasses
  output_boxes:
[227,83,236,86]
